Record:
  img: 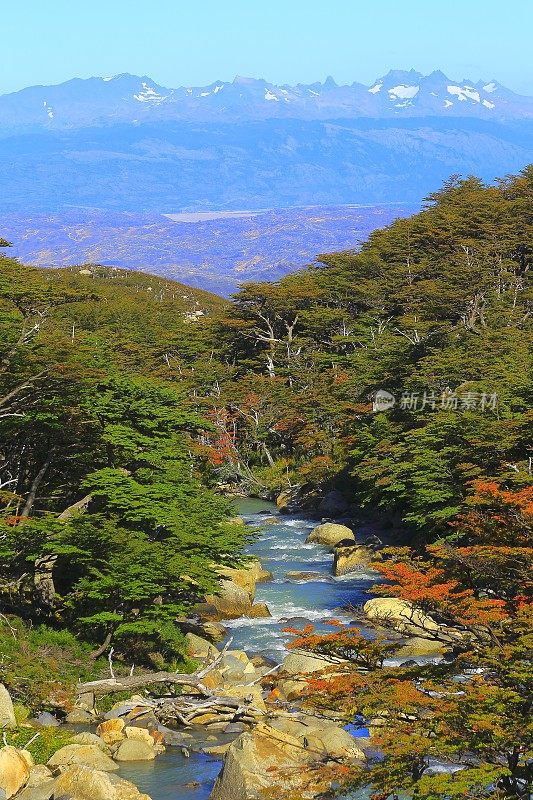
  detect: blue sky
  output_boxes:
[2,0,532,94]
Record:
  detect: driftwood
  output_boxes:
[76,639,268,728]
[77,639,231,699]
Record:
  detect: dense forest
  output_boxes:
[1,167,532,799]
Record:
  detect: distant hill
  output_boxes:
[0,116,531,215]
[43,264,226,312]
[3,205,416,295]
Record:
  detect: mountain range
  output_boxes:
[1,70,532,132]
[1,69,532,290]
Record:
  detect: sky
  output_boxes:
[2,0,532,95]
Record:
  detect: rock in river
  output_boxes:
[333,544,373,576]
[306,522,355,549]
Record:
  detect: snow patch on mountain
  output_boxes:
[483,99,496,109]
[133,82,167,104]
[447,85,481,103]
[388,85,419,100]
[483,82,497,93]
[368,82,382,94]
[265,89,279,101]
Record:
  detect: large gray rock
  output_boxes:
[53,765,152,800]
[363,598,441,636]
[306,523,355,549]
[333,544,373,576]
[304,724,365,760]
[185,632,220,659]
[71,733,111,753]
[47,744,118,772]
[393,636,447,657]
[0,684,16,729]
[114,739,156,762]
[32,712,60,728]
[12,781,55,800]
[65,708,95,724]
[0,747,32,799]
[281,649,347,675]
[209,723,316,800]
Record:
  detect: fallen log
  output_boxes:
[77,639,231,699]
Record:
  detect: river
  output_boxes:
[119,498,379,799]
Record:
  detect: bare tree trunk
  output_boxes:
[89,629,114,660]
[20,453,54,519]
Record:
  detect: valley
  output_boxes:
[3,204,415,294]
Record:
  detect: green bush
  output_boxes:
[0,616,104,711]
[4,727,74,764]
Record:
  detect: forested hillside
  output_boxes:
[0,259,247,677]
[211,168,532,533]
[1,168,531,798]
[205,167,532,799]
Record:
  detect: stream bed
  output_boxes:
[119,498,379,799]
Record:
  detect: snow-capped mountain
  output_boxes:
[0,70,531,131]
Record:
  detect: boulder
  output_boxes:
[306,523,355,549]
[281,649,347,676]
[204,582,252,619]
[96,718,125,745]
[11,783,55,800]
[32,712,60,728]
[47,744,118,772]
[202,560,273,619]
[246,560,273,583]
[0,747,32,799]
[217,684,267,714]
[156,725,193,747]
[0,684,16,729]
[71,733,110,753]
[304,725,365,761]
[114,739,156,762]
[12,782,55,800]
[201,621,228,641]
[219,654,247,680]
[285,571,326,581]
[26,765,54,788]
[65,708,95,724]
[318,490,349,517]
[248,603,271,618]
[203,742,232,756]
[185,632,220,659]
[124,727,157,747]
[363,598,441,636]
[209,724,315,800]
[224,722,246,734]
[333,544,373,576]
[393,636,447,658]
[276,679,308,701]
[12,766,54,799]
[53,765,151,800]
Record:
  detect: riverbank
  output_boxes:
[115,498,384,799]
